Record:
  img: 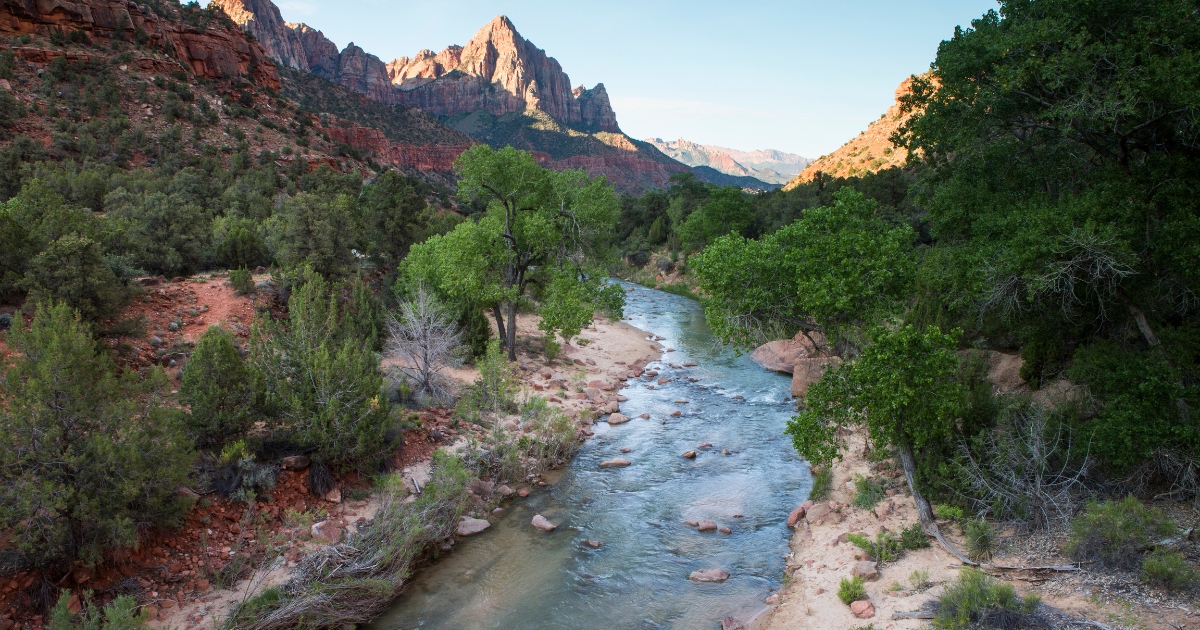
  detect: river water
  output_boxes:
[371,282,811,630]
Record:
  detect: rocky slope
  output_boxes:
[645,138,810,185]
[214,0,693,192]
[783,76,920,189]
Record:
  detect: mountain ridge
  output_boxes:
[644,138,810,185]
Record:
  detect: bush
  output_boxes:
[216,222,271,270]
[457,339,519,419]
[934,568,1041,629]
[0,302,193,570]
[851,474,887,509]
[838,576,867,605]
[808,466,833,501]
[105,190,209,276]
[269,193,358,278]
[251,268,388,469]
[544,335,561,361]
[935,504,965,522]
[963,519,995,562]
[180,326,261,450]
[456,302,492,361]
[48,590,147,629]
[230,268,254,295]
[848,531,902,563]
[900,523,930,550]
[23,234,127,322]
[1141,549,1198,591]
[1065,496,1177,570]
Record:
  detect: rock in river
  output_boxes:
[689,569,730,582]
[600,458,631,468]
[697,520,718,531]
[456,517,491,536]
[531,515,556,531]
[607,413,630,425]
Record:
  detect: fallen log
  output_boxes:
[891,611,935,620]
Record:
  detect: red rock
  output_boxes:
[850,600,875,618]
[518,489,529,497]
[787,505,806,527]
[851,561,879,581]
[697,520,718,532]
[682,450,697,459]
[790,357,843,398]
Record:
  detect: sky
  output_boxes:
[270,0,998,158]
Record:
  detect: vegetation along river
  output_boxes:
[372,282,812,629]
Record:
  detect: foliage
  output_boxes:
[269,193,359,278]
[1141,549,1198,591]
[934,568,1041,629]
[847,531,902,563]
[692,188,914,350]
[457,339,520,419]
[900,523,930,550]
[251,267,388,469]
[808,466,833,502]
[358,170,429,271]
[23,233,128,321]
[1065,496,1177,570]
[229,267,254,295]
[215,219,271,270]
[407,145,623,359]
[105,189,210,276]
[837,576,866,605]
[910,568,932,592]
[0,302,192,571]
[935,505,965,522]
[48,591,147,630]
[677,186,752,251]
[851,474,887,509]
[341,276,385,352]
[962,519,995,562]
[180,326,261,450]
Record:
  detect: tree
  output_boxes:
[787,325,964,526]
[692,188,915,351]
[251,267,388,468]
[677,186,753,251]
[23,233,127,322]
[213,217,271,270]
[386,287,463,405]
[180,326,261,450]
[359,170,428,271]
[105,189,210,276]
[269,192,358,278]
[0,302,193,571]
[404,146,623,360]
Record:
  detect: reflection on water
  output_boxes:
[371,282,811,630]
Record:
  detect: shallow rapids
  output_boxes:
[371,282,812,629]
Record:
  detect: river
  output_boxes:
[371,282,812,630]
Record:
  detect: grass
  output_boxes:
[934,568,1041,629]
[1066,496,1178,571]
[909,568,931,592]
[1141,549,1198,591]
[851,474,887,509]
[838,576,867,605]
[808,467,833,502]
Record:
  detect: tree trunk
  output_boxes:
[492,305,507,352]
[897,440,936,526]
[505,301,518,361]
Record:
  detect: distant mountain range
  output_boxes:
[644,138,811,186]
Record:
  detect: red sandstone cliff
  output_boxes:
[0,0,278,87]
[325,124,473,172]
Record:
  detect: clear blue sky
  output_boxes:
[269,0,998,157]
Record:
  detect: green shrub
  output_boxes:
[544,335,561,361]
[808,466,833,501]
[230,267,254,295]
[900,523,930,550]
[1065,497,1177,570]
[848,531,902,563]
[455,302,492,361]
[934,568,1040,629]
[105,189,209,276]
[48,590,147,629]
[935,504,965,522]
[215,223,270,270]
[180,326,261,450]
[0,302,193,570]
[909,568,931,592]
[23,233,127,321]
[457,339,520,419]
[851,474,887,509]
[963,520,995,562]
[838,576,867,605]
[1141,549,1198,591]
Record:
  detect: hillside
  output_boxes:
[782,76,920,189]
[214,0,694,192]
[644,138,809,185]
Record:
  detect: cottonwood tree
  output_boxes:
[386,287,463,405]
[402,146,624,360]
[788,325,964,527]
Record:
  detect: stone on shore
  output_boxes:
[600,458,631,468]
[850,600,876,618]
[689,568,730,582]
[607,413,630,425]
[790,357,842,397]
[456,517,491,536]
[787,505,806,527]
[852,561,880,581]
[531,515,556,531]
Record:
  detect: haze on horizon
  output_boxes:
[259,0,997,157]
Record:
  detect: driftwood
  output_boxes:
[891,611,935,620]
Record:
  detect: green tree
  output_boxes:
[788,325,963,525]
[180,326,261,450]
[404,146,623,359]
[692,188,915,350]
[0,302,193,571]
[105,189,210,276]
[251,267,388,468]
[213,217,271,270]
[24,233,127,322]
[269,192,358,278]
[359,170,428,271]
[677,186,752,251]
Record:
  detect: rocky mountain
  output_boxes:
[783,76,921,189]
[645,138,810,185]
[213,0,690,191]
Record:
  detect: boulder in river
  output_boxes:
[697,520,718,531]
[689,568,730,582]
[456,517,491,536]
[682,450,697,459]
[600,458,631,468]
[608,413,630,425]
[787,505,806,527]
[531,515,556,531]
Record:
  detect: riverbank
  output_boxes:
[151,310,659,630]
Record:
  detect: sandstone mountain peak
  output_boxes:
[646,138,811,185]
